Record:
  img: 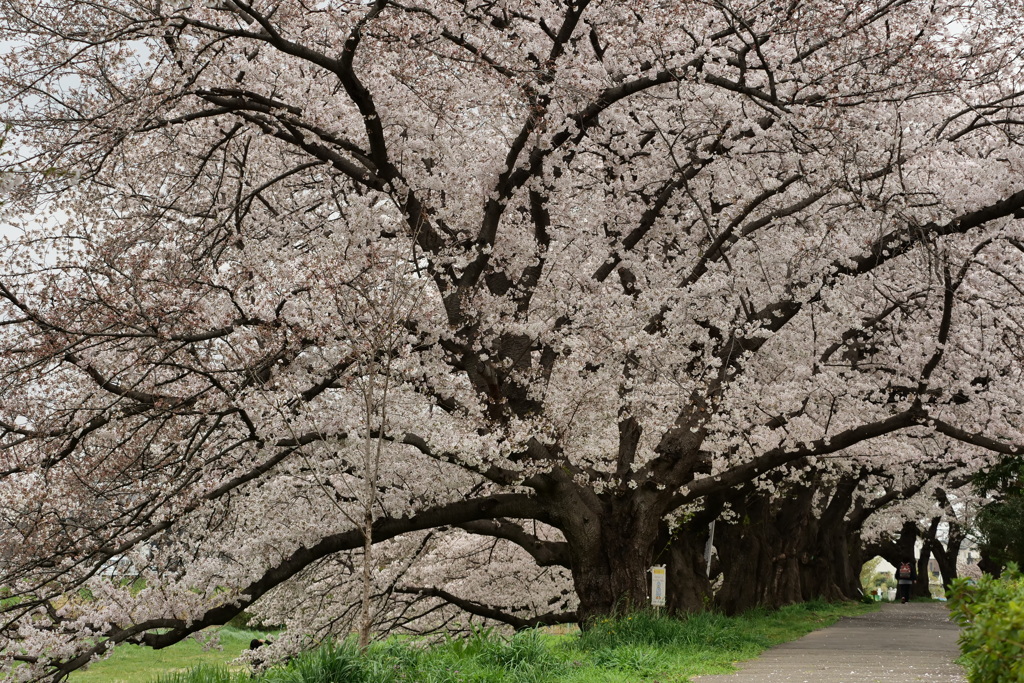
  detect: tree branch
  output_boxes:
[392,586,575,630]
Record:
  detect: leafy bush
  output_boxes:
[860,557,896,597]
[947,563,1024,683]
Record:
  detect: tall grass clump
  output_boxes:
[257,628,565,683]
[577,610,748,654]
[472,628,565,682]
[151,663,250,683]
[262,639,372,683]
[571,611,683,676]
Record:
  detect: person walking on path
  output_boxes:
[896,558,917,603]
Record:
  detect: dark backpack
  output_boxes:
[898,562,913,579]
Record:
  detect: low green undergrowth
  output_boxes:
[948,564,1024,683]
[150,664,250,683]
[68,627,270,683]
[131,599,874,683]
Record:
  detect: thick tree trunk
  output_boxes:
[714,488,812,614]
[656,522,712,614]
[801,476,865,602]
[556,488,665,624]
[932,489,964,590]
[798,528,862,602]
[925,519,963,589]
[897,520,919,563]
[912,518,938,598]
[914,550,933,598]
[713,510,779,614]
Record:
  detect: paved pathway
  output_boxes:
[692,602,966,682]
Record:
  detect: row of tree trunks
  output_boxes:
[546,467,964,622]
[709,475,865,614]
[636,470,962,616]
[712,487,813,614]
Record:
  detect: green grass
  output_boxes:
[557,600,877,682]
[67,600,875,683]
[68,627,268,683]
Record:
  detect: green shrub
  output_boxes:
[947,563,1024,683]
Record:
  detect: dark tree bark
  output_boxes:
[919,510,963,590]
[654,517,714,614]
[552,486,668,623]
[914,518,939,598]
[866,520,916,583]
[865,519,933,597]
[798,476,865,602]
[932,524,963,589]
[929,486,967,589]
[711,475,863,614]
[713,492,788,614]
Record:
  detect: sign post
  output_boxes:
[650,565,666,609]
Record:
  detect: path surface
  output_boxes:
[692,602,966,682]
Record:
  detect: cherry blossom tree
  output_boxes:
[858,456,980,596]
[2,0,1024,678]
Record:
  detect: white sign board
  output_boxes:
[650,565,666,607]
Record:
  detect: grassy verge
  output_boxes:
[103,599,874,683]
[558,600,877,683]
[68,627,269,683]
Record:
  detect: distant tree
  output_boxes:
[974,457,1024,576]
